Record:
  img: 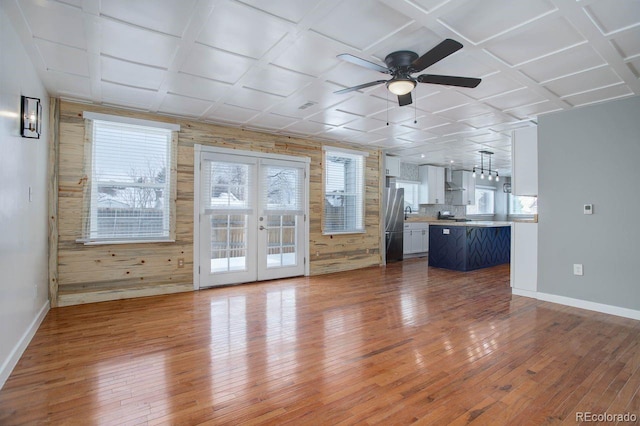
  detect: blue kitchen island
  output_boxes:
[428,222,511,271]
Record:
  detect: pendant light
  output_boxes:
[489,156,493,180]
[474,150,499,181]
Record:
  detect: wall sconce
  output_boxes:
[21,96,42,139]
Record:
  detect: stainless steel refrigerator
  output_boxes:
[385,187,404,262]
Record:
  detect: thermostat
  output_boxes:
[584,204,593,215]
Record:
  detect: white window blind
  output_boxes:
[80,118,176,243]
[201,159,254,215]
[323,148,366,234]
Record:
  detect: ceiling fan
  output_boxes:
[334,39,481,107]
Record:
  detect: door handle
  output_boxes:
[259,225,266,230]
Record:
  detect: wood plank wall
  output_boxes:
[48,98,60,307]
[55,101,382,306]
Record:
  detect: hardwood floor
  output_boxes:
[1,259,639,425]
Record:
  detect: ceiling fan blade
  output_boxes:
[417,74,481,88]
[337,53,390,74]
[334,80,387,94]
[398,93,412,107]
[410,39,463,72]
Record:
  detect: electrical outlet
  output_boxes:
[177,258,184,268]
[573,264,583,276]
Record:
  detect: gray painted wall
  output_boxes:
[538,95,640,310]
[0,3,50,388]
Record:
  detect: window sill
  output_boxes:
[508,214,538,223]
[77,239,175,246]
[466,215,494,220]
[322,230,366,236]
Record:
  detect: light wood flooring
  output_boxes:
[1,259,639,425]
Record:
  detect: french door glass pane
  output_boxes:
[266,214,297,268]
[210,214,248,273]
[281,215,296,266]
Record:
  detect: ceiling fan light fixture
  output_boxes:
[387,78,416,95]
[335,40,481,107]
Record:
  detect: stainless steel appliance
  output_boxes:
[385,187,404,262]
[437,211,455,220]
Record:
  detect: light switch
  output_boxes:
[443,229,450,235]
[573,264,583,276]
[583,204,593,215]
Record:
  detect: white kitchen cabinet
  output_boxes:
[385,155,401,177]
[512,127,538,196]
[510,222,537,293]
[418,165,445,204]
[403,228,412,254]
[451,170,475,206]
[403,223,429,255]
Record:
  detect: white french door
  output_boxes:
[196,148,308,288]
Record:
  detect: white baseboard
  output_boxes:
[512,289,640,321]
[511,288,538,299]
[0,301,50,389]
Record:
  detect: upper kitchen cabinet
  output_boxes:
[418,165,445,205]
[512,127,538,196]
[385,155,401,177]
[451,170,475,206]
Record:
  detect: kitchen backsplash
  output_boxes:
[419,204,466,217]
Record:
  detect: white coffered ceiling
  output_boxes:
[5,0,640,175]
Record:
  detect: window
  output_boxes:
[509,194,538,216]
[466,186,495,215]
[323,147,367,234]
[396,180,419,212]
[80,113,178,243]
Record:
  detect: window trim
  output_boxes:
[82,111,180,131]
[322,146,368,235]
[77,113,179,245]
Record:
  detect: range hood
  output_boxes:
[444,168,465,191]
